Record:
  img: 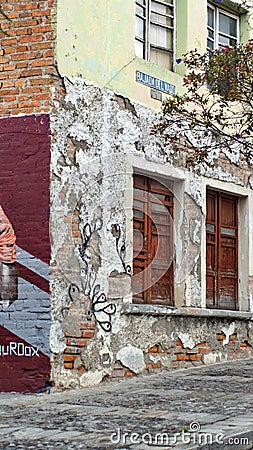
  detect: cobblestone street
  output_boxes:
[0,358,252,449]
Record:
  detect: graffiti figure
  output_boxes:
[0,206,18,308]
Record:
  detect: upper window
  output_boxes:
[135,0,174,70]
[207,3,239,51]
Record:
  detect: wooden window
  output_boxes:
[132,174,174,304]
[206,190,238,310]
[135,0,175,70]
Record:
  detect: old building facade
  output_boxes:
[0,0,253,391]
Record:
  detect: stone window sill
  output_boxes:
[121,304,253,321]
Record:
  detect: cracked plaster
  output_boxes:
[50,77,253,387]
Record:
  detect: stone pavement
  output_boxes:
[0,358,252,450]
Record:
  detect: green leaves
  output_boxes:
[157,43,253,167]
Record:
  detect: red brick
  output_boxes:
[77,339,87,347]
[30,78,54,85]
[14,3,39,10]
[188,354,202,361]
[124,370,134,377]
[12,53,38,61]
[32,58,53,67]
[63,355,78,362]
[0,38,18,45]
[177,354,187,361]
[216,334,226,341]
[15,79,27,86]
[44,49,53,57]
[20,68,42,77]
[77,365,86,377]
[32,9,51,17]
[240,342,250,347]
[7,12,20,19]
[148,345,161,353]
[3,95,17,102]
[14,18,38,27]
[20,35,43,43]
[198,347,211,354]
[32,25,52,33]
[64,362,73,370]
[0,88,19,95]
[30,42,52,51]
[81,330,95,339]
[16,62,28,69]
[15,28,31,35]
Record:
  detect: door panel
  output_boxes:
[206,190,238,310]
[133,175,174,305]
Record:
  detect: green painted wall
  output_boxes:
[176,0,207,76]
[56,0,252,108]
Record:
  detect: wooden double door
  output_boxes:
[132,175,174,305]
[206,189,238,310]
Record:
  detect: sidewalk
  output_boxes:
[0,358,252,450]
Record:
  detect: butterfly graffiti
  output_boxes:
[91,284,116,333]
[67,219,130,333]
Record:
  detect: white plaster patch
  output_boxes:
[50,321,66,354]
[200,165,244,186]
[79,370,105,387]
[177,332,195,350]
[116,345,145,374]
[184,263,202,308]
[188,174,204,212]
[190,219,201,245]
[203,352,228,365]
[203,352,219,365]
[149,354,172,369]
[248,175,253,190]
[221,322,235,346]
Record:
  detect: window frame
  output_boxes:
[207,3,240,51]
[135,0,175,71]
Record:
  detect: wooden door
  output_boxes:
[132,175,174,305]
[206,190,238,310]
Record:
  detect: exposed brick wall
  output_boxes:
[0,0,61,116]
[111,330,253,379]
[63,322,96,375]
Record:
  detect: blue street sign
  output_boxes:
[136,70,176,95]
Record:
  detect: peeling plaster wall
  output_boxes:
[50,77,253,388]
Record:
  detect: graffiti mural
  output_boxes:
[78,219,117,332]
[0,115,51,392]
[0,206,18,309]
[66,221,131,333]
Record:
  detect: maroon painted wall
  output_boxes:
[0,114,51,393]
[0,114,50,264]
[0,326,51,393]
